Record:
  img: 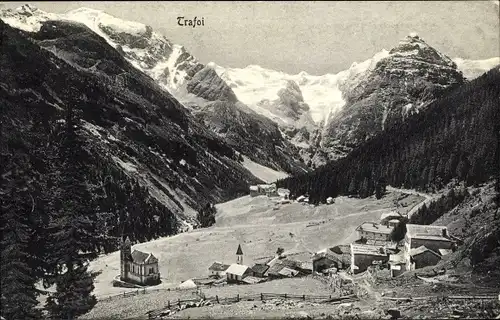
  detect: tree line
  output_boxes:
[277,67,500,204]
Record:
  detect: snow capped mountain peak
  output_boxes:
[389,33,456,68]
[16,4,38,14]
[211,48,395,127]
[409,31,419,38]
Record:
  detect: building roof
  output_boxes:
[209,262,230,272]
[242,276,265,284]
[296,195,306,202]
[258,184,276,190]
[131,250,157,264]
[251,263,270,274]
[236,244,243,255]
[314,247,351,266]
[277,188,290,195]
[439,249,453,256]
[267,262,286,276]
[389,254,405,264]
[299,261,313,271]
[226,263,249,276]
[406,224,452,241]
[330,245,351,255]
[250,186,259,191]
[350,244,388,257]
[388,219,400,224]
[409,245,441,258]
[380,211,401,221]
[278,267,299,277]
[266,255,280,266]
[356,222,393,235]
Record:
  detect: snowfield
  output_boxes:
[208,51,392,126]
[241,156,289,183]
[452,57,500,80]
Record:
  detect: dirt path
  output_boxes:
[386,186,435,219]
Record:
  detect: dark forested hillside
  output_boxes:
[278,67,500,203]
[0,18,264,319]
[0,18,261,242]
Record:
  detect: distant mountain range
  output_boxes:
[3,4,498,169]
[1,4,498,231]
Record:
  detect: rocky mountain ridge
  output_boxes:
[0,4,308,174]
[320,33,466,161]
[2,5,497,170]
[0,17,264,231]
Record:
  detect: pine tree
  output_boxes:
[375,177,386,199]
[0,146,42,320]
[348,177,357,195]
[359,177,370,198]
[390,218,409,243]
[44,105,99,319]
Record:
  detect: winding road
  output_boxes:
[386,186,435,220]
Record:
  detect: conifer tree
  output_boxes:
[0,151,42,320]
[44,105,99,319]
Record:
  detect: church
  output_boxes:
[120,236,161,286]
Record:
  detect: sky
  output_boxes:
[1,1,499,74]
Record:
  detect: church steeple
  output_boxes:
[120,236,132,281]
[236,244,243,265]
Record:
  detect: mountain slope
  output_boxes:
[212,37,497,165]
[0,4,308,175]
[278,66,499,203]
[0,18,264,238]
[321,34,466,159]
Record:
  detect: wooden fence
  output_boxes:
[146,292,357,319]
[99,286,198,302]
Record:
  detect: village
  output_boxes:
[115,183,459,293]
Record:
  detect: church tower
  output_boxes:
[120,236,132,281]
[236,244,243,265]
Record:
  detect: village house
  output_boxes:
[277,188,290,199]
[407,246,442,270]
[208,262,230,278]
[380,211,402,225]
[249,185,259,197]
[249,184,278,197]
[120,236,160,286]
[296,195,309,203]
[350,243,389,274]
[355,222,394,242]
[226,263,252,283]
[251,263,270,278]
[388,253,406,277]
[312,245,351,273]
[403,224,455,270]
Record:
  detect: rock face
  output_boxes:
[259,80,311,121]
[194,101,307,174]
[1,7,477,171]
[0,5,305,174]
[0,19,262,229]
[321,34,465,160]
[256,80,321,166]
[187,67,238,103]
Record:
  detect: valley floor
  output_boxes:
[89,190,423,298]
[81,190,425,319]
